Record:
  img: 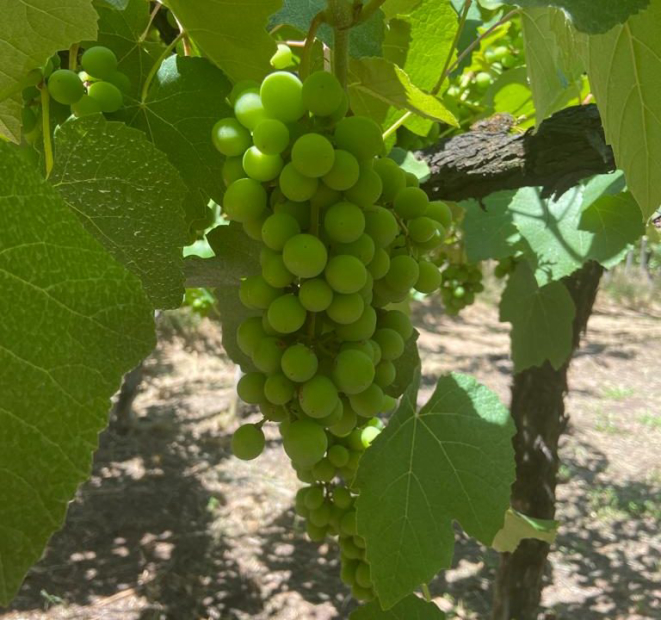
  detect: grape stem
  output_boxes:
[354,0,387,24]
[69,43,79,72]
[326,0,353,89]
[299,11,326,80]
[141,32,184,103]
[421,583,432,602]
[139,2,162,43]
[432,0,473,97]
[40,85,54,178]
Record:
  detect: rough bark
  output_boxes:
[421,104,615,202]
[491,261,604,620]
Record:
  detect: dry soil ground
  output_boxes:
[1,294,660,620]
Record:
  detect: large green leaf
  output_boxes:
[350,594,446,619]
[0,0,98,142]
[480,1,650,34]
[50,115,188,309]
[93,0,163,103]
[581,0,661,220]
[382,0,423,19]
[271,0,384,58]
[121,55,232,231]
[354,372,515,609]
[462,191,522,262]
[165,0,280,82]
[349,58,458,124]
[521,7,585,122]
[0,142,155,605]
[499,261,575,371]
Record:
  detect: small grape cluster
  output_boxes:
[440,262,484,315]
[211,69,453,601]
[44,46,128,116]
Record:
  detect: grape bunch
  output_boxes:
[211,69,453,602]
[440,262,484,315]
[45,46,128,117]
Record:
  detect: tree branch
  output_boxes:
[421,104,616,202]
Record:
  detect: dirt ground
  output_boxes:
[1,293,660,620]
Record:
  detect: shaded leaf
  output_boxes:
[492,508,559,553]
[351,594,446,619]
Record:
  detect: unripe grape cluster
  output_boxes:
[440,262,484,315]
[213,69,452,602]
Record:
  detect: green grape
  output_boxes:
[329,404,358,437]
[393,186,429,219]
[273,199,311,229]
[352,585,375,602]
[224,178,267,222]
[253,337,286,373]
[87,81,123,112]
[355,563,372,588]
[47,69,84,105]
[264,373,295,405]
[405,171,420,187]
[364,206,399,248]
[22,85,40,102]
[334,116,384,160]
[229,79,259,105]
[373,328,405,361]
[360,425,381,448]
[382,394,397,413]
[302,71,345,117]
[283,234,328,278]
[262,252,295,288]
[373,158,406,203]
[326,293,364,325]
[344,166,383,207]
[236,372,266,404]
[349,384,383,417]
[502,53,518,69]
[454,285,466,298]
[335,234,375,266]
[232,424,265,460]
[426,200,453,228]
[341,559,359,585]
[271,43,293,69]
[81,46,118,79]
[212,118,252,157]
[291,133,335,178]
[307,522,328,542]
[408,216,436,243]
[312,458,336,483]
[475,71,493,91]
[311,183,342,210]
[341,340,377,363]
[299,278,333,312]
[260,71,305,122]
[335,305,377,342]
[261,213,301,251]
[234,89,267,131]
[322,150,360,191]
[283,420,329,467]
[239,275,281,309]
[300,375,339,418]
[242,210,269,241]
[305,485,325,510]
[23,68,43,88]
[340,510,358,536]
[385,255,420,292]
[367,248,391,280]
[415,260,442,293]
[237,316,266,356]
[325,255,367,294]
[261,400,288,422]
[379,309,413,341]
[333,485,353,508]
[242,146,283,182]
[105,70,131,93]
[324,201,365,244]
[333,350,375,395]
[71,94,102,117]
[267,293,307,334]
[279,163,319,202]
[310,500,333,526]
[328,445,350,468]
[320,398,344,427]
[281,343,318,382]
[253,118,290,155]
[295,487,311,515]
[222,156,246,187]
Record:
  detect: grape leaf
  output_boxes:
[491,508,559,553]
[271,0,385,58]
[164,0,279,82]
[581,0,661,220]
[0,0,98,142]
[485,67,535,126]
[462,191,522,262]
[0,142,155,605]
[349,58,458,124]
[350,594,446,619]
[499,261,575,371]
[354,371,515,609]
[50,115,187,309]
[382,0,423,19]
[92,0,163,103]
[480,1,650,34]
[203,224,262,370]
[521,8,585,122]
[121,55,232,231]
